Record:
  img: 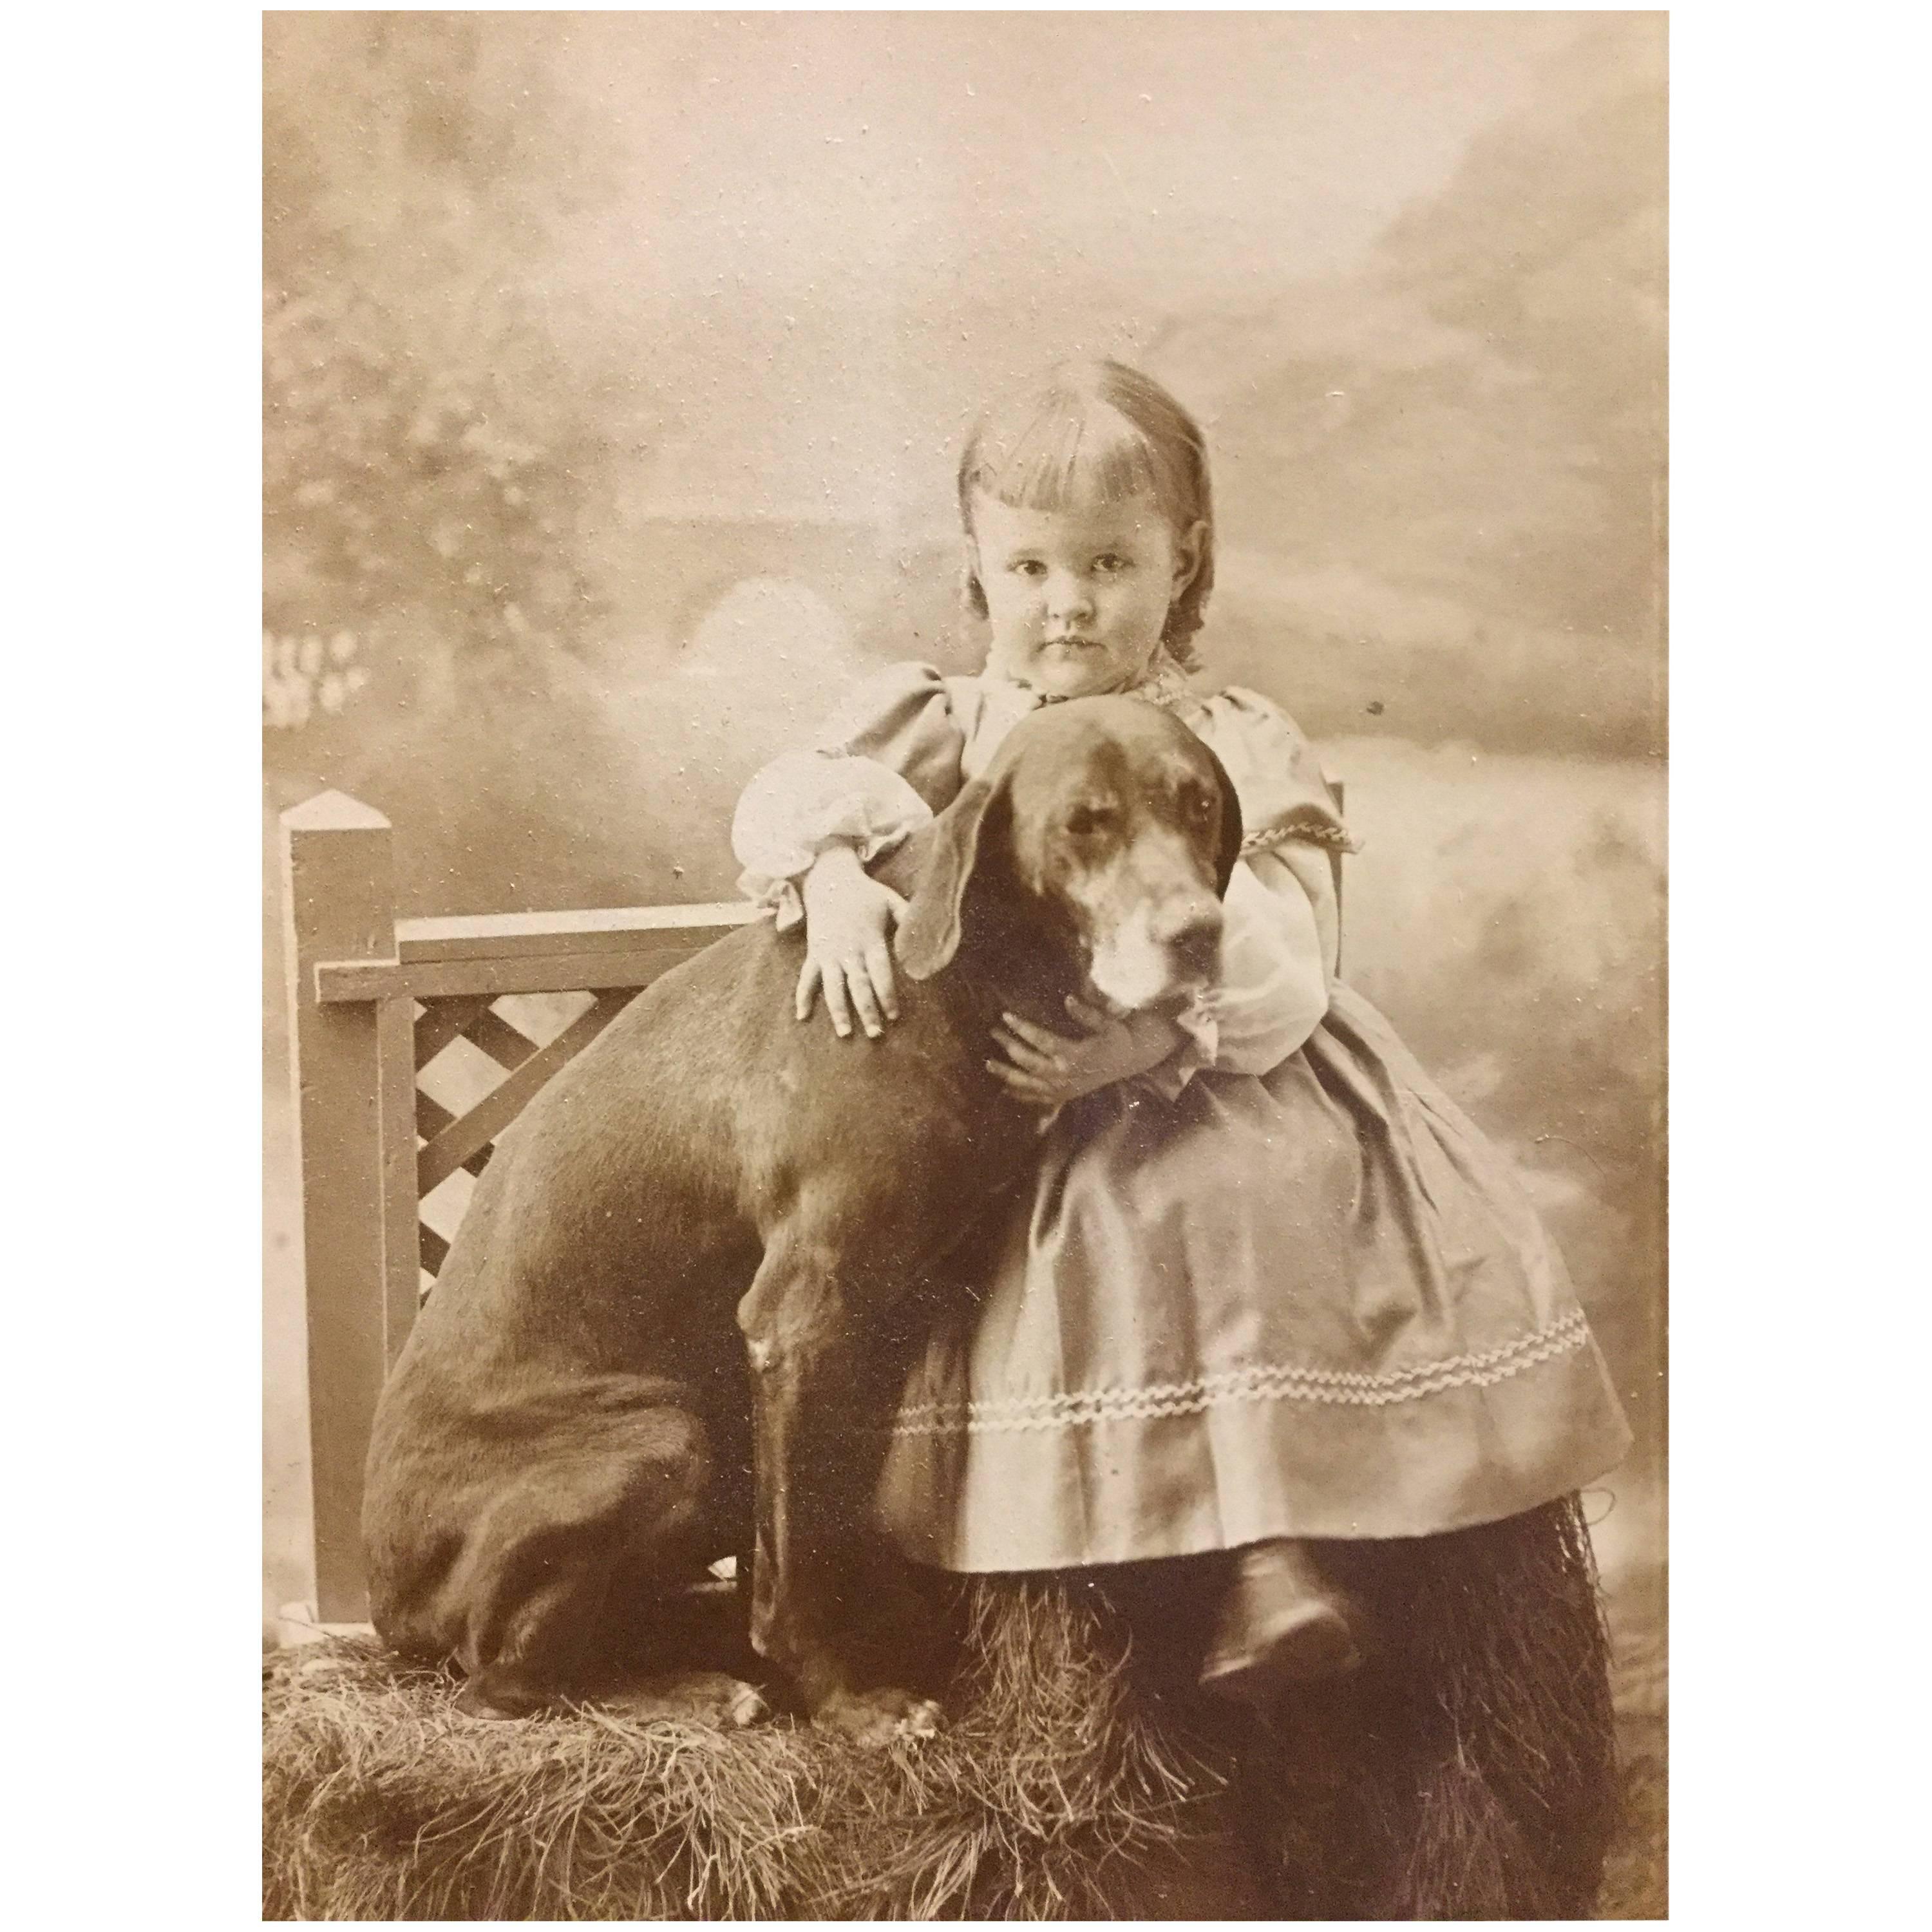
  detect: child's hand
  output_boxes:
[988,996,1188,1108]
[798,845,910,1039]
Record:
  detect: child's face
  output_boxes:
[969,491,1202,700]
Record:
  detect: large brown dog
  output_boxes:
[362,696,1241,1739]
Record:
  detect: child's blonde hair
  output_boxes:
[956,359,1216,669]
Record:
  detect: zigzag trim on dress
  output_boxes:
[890,1309,1592,1437]
[1241,809,1358,857]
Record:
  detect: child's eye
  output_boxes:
[1011,558,1047,577]
[1094,554,1130,573]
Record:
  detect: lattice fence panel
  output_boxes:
[412,988,642,1293]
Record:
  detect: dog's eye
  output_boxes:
[1182,785,1216,820]
[1065,804,1115,838]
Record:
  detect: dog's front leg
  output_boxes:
[735,1227,942,1745]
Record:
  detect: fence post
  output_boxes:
[281,790,404,1623]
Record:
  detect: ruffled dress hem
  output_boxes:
[877,1321,1631,1570]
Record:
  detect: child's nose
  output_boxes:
[1048,573,1095,621]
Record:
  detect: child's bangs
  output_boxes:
[956,359,1215,661]
[967,397,1178,520]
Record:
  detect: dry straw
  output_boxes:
[265,1497,1647,1919]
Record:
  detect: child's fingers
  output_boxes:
[820,960,855,1039]
[985,1059,1058,1106]
[795,958,820,1022]
[843,960,886,1039]
[864,940,900,1021]
[989,1027,1039,1068]
[1063,994,1110,1034]
[992,1026,1061,1074]
[999,1010,1076,1053]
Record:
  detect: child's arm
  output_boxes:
[985,855,1330,1106]
[1256,842,1341,983]
[1203,853,1332,1071]
[987,1000,1189,1108]
[732,663,969,1036]
[1191,685,1350,984]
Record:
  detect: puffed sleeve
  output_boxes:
[1193,686,1355,980]
[732,661,969,928]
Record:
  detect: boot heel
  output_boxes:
[1199,1541,1363,1704]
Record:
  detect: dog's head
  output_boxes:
[896,696,1241,1010]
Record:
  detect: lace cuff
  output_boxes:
[731,751,934,931]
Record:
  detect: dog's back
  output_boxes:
[363,923,783,1666]
[362,903,987,1679]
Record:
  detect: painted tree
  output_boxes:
[264,13,617,699]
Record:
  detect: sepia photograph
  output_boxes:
[262,8,1667,1917]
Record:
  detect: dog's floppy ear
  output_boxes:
[896,776,1004,981]
[1207,743,1244,896]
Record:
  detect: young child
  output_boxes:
[731,360,1632,1701]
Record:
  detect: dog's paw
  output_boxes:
[723,1669,773,1731]
[603,1671,774,1730]
[453,1670,550,1721]
[723,1678,775,1729]
[895,1696,944,1740]
[813,1686,946,1747]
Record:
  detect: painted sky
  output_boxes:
[511,10,1618,526]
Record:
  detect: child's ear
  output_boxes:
[1171,519,1209,599]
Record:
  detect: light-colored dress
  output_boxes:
[734,658,1633,1573]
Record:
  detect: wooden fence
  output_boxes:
[279,792,753,1620]
[279,784,1341,1624]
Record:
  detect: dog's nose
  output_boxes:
[1164,911,1223,983]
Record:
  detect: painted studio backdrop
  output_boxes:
[264,6,1663,1731]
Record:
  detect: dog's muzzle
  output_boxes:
[1088,895,1224,1012]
